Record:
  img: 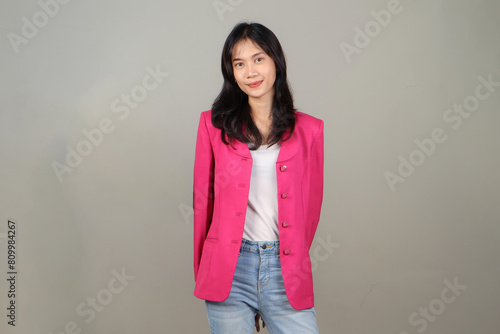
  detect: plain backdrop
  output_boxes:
[1,0,499,333]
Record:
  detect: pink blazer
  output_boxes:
[193,109,324,310]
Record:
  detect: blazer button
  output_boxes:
[281,193,288,199]
[283,249,290,255]
[282,221,289,228]
[280,165,287,172]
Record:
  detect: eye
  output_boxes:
[234,62,244,68]
[255,57,264,63]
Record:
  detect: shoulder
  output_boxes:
[294,111,324,136]
[198,110,215,130]
[200,109,212,121]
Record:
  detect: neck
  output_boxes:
[248,95,273,122]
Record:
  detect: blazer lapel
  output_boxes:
[228,127,299,162]
[228,138,252,159]
[277,127,299,162]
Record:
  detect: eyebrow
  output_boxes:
[232,51,265,62]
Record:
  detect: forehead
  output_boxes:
[232,39,265,59]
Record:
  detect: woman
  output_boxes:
[193,22,324,333]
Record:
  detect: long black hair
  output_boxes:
[211,22,296,150]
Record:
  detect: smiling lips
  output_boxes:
[248,80,263,88]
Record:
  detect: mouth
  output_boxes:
[247,80,263,88]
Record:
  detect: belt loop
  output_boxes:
[239,238,245,256]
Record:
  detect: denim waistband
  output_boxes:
[240,238,280,256]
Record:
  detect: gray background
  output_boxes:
[1,0,499,333]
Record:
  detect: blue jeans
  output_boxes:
[205,239,319,333]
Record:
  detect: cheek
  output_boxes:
[234,78,246,91]
[235,77,245,89]
[233,71,243,84]
[267,65,277,82]
[268,70,277,85]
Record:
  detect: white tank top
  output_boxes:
[243,143,281,241]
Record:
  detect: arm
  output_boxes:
[193,112,215,281]
[306,120,324,248]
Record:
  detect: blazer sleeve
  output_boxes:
[193,112,214,281]
[306,120,324,248]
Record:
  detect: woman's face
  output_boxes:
[232,39,276,103]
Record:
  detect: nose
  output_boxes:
[245,63,257,78]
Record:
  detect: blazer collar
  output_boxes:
[228,128,298,162]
